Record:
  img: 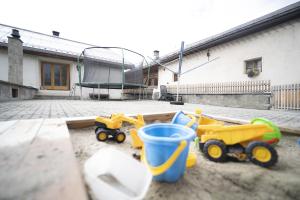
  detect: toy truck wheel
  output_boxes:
[203,140,227,162]
[95,127,100,134]
[115,132,126,143]
[96,129,108,142]
[246,141,278,168]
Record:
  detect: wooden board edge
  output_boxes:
[65,111,300,135]
[66,112,177,129]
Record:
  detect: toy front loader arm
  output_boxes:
[119,114,145,129]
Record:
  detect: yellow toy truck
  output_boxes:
[95,113,145,143]
[197,118,281,168]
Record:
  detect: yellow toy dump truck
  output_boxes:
[197,119,280,168]
[95,113,145,143]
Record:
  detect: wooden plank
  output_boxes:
[66,112,176,129]
[0,119,87,200]
[65,116,98,129]
[138,111,176,122]
[0,119,45,199]
[65,110,300,135]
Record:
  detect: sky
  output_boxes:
[0,0,299,59]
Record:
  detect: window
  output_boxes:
[245,58,262,77]
[41,62,70,90]
[173,73,178,82]
[12,88,18,98]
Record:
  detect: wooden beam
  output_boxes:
[64,116,97,129]
[64,110,300,135]
[138,111,176,122]
[66,112,176,129]
[0,119,88,200]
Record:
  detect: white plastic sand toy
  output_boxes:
[84,147,152,200]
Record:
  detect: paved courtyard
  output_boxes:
[0,100,299,132]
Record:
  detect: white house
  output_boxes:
[0,25,144,101]
[152,2,300,110]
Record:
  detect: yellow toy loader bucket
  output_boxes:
[130,129,143,148]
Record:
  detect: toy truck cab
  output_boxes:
[95,114,126,143]
[94,113,145,144]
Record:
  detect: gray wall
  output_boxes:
[8,37,23,85]
[0,81,37,101]
[181,94,271,110]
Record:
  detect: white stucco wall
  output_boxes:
[23,54,40,88]
[159,18,300,86]
[0,49,8,81]
[22,55,76,95]
[0,50,122,98]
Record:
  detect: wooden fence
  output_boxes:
[166,80,271,94]
[272,84,300,110]
[123,81,300,110]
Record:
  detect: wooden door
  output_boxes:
[41,62,70,90]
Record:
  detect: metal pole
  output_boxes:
[121,49,125,100]
[98,84,100,101]
[80,86,82,100]
[177,75,180,101]
[139,58,146,101]
[108,66,111,100]
[139,86,141,100]
[77,62,82,100]
[177,41,184,101]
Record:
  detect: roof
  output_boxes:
[152,1,300,67]
[0,24,133,67]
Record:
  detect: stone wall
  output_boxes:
[8,37,23,85]
[0,81,37,101]
[181,94,271,110]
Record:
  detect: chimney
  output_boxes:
[52,31,60,37]
[8,29,23,85]
[153,50,159,60]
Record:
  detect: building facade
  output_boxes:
[159,18,300,86]
[153,2,300,110]
[0,26,137,101]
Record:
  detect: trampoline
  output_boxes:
[76,47,150,99]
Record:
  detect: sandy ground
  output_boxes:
[70,127,300,200]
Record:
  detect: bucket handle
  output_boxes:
[142,140,187,176]
[185,114,196,128]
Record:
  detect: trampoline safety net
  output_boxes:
[80,47,147,89]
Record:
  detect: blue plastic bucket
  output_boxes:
[138,123,195,182]
[171,111,198,131]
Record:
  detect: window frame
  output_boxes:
[41,61,70,90]
[244,57,262,74]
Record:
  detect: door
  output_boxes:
[41,62,70,90]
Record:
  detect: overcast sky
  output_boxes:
[0,0,298,58]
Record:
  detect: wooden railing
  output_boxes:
[166,80,271,94]
[272,84,300,110]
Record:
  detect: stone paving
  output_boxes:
[0,100,299,131]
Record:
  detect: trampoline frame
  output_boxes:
[76,46,151,100]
